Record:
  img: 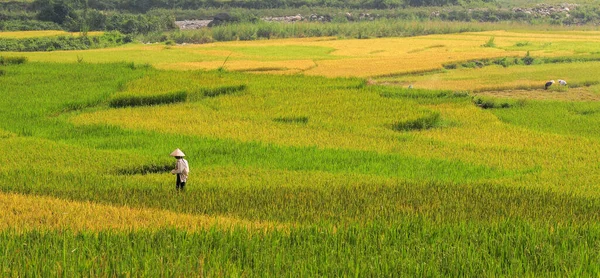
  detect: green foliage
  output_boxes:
[379,87,469,100]
[481,36,496,47]
[493,101,600,139]
[161,19,499,44]
[515,41,530,47]
[97,10,177,34]
[0,56,27,66]
[392,111,441,131]
[33,0,76,25]
[109,91,187,108]
[522,50,534,65]
[273,116,309,124]
[116,163,173,175]
[0,20,61,31]
[0,31,131,51]
[201,84,246,97]
[473,96,523,109]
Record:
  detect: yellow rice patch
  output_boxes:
[6,31,600,78]
[0,192,280,232]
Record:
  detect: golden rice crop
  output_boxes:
[6,31,600,78]
[0,128,13,139]
[0,192,279,232]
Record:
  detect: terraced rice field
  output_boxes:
[2,30,600,276]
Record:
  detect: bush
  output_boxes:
[0,20,62,31]
[211,27,235,41]
[0,32,130,52]
[522,51,535,65]
[472,97,521,109]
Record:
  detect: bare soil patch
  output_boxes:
[475,88,600,102]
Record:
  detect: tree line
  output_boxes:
[33,0,493,14]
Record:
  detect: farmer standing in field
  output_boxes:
[170,148,189,191]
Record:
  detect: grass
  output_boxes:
[3,30,600,275]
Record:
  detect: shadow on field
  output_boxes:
[115,164,173,175]
[108,85,247,108]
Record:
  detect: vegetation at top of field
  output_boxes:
[0,31,131,51]
[0,30,103,38]
[3,0,600,42]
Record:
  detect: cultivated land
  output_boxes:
[2,30,600,276]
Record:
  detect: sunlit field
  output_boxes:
[5,30,600,77]
[2,30,600,276]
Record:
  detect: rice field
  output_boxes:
[2,30,600,276]
[5,30,600,77]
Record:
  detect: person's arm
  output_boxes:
[171,160,182,174]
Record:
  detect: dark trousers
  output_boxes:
[176,174,186,191]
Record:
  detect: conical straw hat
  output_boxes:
[170,148,185,157]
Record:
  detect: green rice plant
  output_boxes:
[492,101,600,139]
[115,163,173,175]
[472,96,522,109]
[0,55,27,65]
[392,111,441,131]
[2,220,600,276]
[273,116,309,124]
[379,87,469,99]
[201,84,246,97]
[514,41,530,47]
[482,36,496,47]
[109,90,187,108]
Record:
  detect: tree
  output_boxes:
[34,0,77,25]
